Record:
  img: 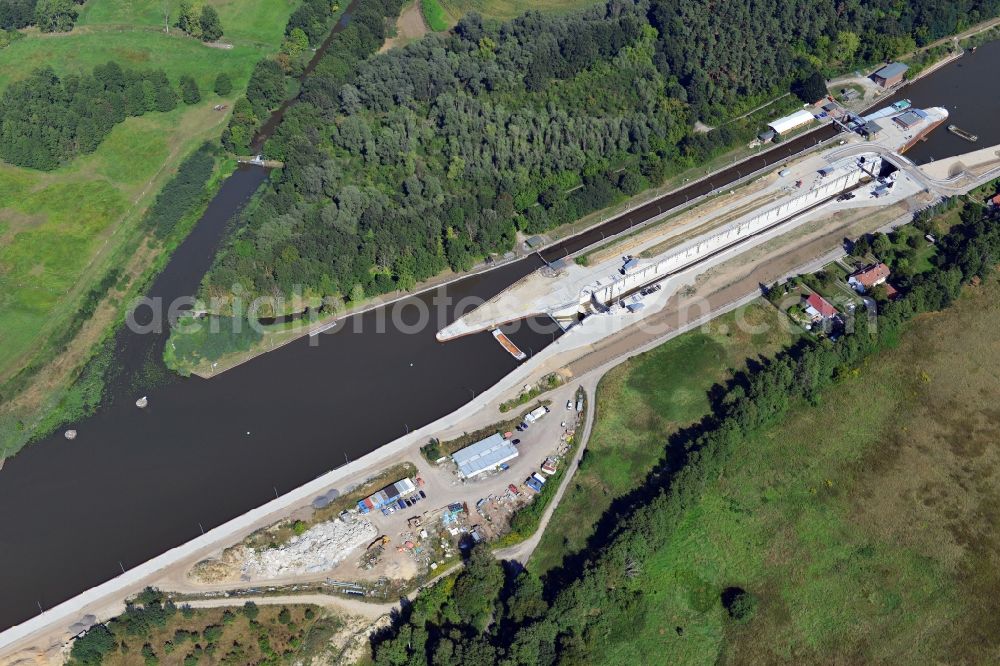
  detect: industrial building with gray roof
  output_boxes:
[452,433,519,478]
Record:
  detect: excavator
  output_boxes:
[367,534,391,550]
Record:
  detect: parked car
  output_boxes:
[566,400,573,410]
[419,490,427,499]
[508,484,520,495]
[499,463,510,471]
[511,438,521,445]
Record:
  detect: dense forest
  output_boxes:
[0,0,86,32]
[0,62,185,170]
[367,195,1000,664]
[203,0,1000,312]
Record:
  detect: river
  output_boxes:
[0,34,997,632]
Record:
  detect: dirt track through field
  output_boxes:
[379,0,428,53]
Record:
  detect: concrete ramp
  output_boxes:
[921,144,1000,180]
[437,264,592,340]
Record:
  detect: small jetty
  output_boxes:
[238,154,285,168]
[947,125,978,142]
[492,329,527,360]
[135,396,148,409]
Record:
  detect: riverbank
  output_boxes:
[170,119,827,379]
[0,0,305,459]
[0,143,238,460]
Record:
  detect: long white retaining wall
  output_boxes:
[586,159,876,306]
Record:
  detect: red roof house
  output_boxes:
[848,263,891,292]
[804,293,838,320]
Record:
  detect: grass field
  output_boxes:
[77,0,300,47]
[0,0,299,455]
[436,0,599,23]
[0,105,229,378]
[540,275,1000,663]
[533,301,801,572]
[0,28,267,94]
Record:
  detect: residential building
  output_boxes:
[803,293,838,321]
[848,263,891,293]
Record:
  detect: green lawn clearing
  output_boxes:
[76,0,299,47]
[436,0,600,23]
[420,0,450,31]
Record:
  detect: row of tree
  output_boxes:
[367,193,1000,664]
[0,62,222,170]
[0,0,86,32]
[144,143,218,238]
[204,0,998,311]
[220,0,348,155]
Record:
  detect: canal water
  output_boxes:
[0,36,997,632]
[885,39,1000,165]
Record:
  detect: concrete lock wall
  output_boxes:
[590,160,874,306]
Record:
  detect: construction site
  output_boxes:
[439,101,997,353]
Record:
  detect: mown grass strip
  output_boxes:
[421,0,450,31]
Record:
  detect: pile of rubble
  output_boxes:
[242,514,377,580]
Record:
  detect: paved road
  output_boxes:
[493,376,599,564]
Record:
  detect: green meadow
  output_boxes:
[0,28,267,94]
[0,104,229,376]
[437,0,599,22]
[535,277,1000,663]
[77,0,300,48]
